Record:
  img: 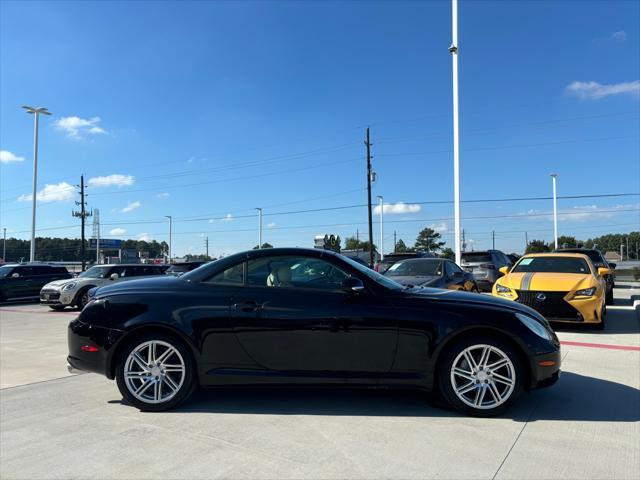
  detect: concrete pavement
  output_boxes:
[1,288,638,479]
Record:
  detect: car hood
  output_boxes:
[387,275,439,286]
[94,275,182,296]
[498,272,594,292]
[44,278,77,288]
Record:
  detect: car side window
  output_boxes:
[205,263,245,285]
[111,266,127,278]
[248,256,349,290]
[15,266,34,277]
[447,262,463,276]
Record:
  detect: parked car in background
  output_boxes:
[40,263,168,310]
[375,252,436,273]
[68,247,560,416]
[0,263,72,303]
[460,250,512,292]
[384,258,479,292]
[554,248,615,305]
[165,261,207,277]
[492,253,609,329]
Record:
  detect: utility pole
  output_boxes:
[365,127,374,268]
[165,216,172,263]
[492,230,495,250]
[525,232,529,252]
[205,236,209,259]
[92,209,100,263]
[72,175,92,271]
[449,0,462,266]
[620,243,624,262]
[377,195,384,260]
[393,230,397,253]
[255,208,263,248]
[626,236,629,262]
[550,173,558,249]
[22,105,52,261]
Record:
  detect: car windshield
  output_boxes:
[385,260,441,277]
[167,265,190,273]
[340,255,404,290]
[0,265,15,278]
[461,253,491,263]
[78,266,113,279]
[512,256,590,274]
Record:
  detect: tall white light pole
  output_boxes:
[377,196,384,260]
[449,1,462,266]
[22,105,51,262]
[256,208,263,248]
[165,215,172,263]
[550,174,558,249]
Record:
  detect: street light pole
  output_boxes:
[377,196,384,260]
[449,0,462,266]
[2,227,6,261]
[22,105,51,262]
[256,208,263,248]
[550,173,558,249]
[164,215,172,264]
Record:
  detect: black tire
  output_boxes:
[115,333,196,412]
[75,287,92,310]
[592,306,606,330]
[605,289,614,306]
[437,335,525,417]
[49,305,66,311]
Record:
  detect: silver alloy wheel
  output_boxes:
[124,340,186,404]
[450,344,516,410]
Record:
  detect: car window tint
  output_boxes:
[111,266,128,277]
[205,263,245,285]
[248,256,348,290]
[16,266,35,276]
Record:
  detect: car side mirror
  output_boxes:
[608,262,616,270]
[597,267,611,277]
[499,266,510,275]
[11,272,19,278]
[342,277,365,294]
[109,273,119,280]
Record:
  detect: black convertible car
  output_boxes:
[68,248,560,416]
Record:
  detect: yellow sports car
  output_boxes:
[492,253,609,329]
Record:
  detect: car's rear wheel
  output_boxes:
[437,336,524,417]
[115,334,196,412]
[49,305,65,311]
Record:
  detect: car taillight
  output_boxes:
[81,345,99,352]
[480,263,496,270]
[374,264,380,272]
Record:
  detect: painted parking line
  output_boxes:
[560,340,640,352]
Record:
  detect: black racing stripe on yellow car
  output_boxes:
[521,272,535,291]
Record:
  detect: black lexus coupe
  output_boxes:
[68,248,560,417]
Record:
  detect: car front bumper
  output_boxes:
[529,350,561,390]
[41,289,76,306]
[67,318,125,379]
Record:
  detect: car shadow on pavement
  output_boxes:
[139,372,638,422]
[553,309,640,335]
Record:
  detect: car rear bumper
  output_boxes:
[67,318,125,379]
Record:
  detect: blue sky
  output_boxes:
[1,0,639,258]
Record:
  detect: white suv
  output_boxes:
[40,264,168,310]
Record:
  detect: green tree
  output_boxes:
[414,228,445,253]
[439,247,455,260]
[253,243,274,249]
[557,236,579,248]
[344,236,376,252]
[525,239,550,254]
[394,239,408,253]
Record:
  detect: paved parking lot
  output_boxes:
[1,288,638,480]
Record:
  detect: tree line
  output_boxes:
[525,232,639,259]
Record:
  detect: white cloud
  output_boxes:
[53,116,107,139]
[566,80,640,100]
[373,202,421,215]
[138,233,151,241]
[518,204,637,222]
[611,30,627,41]
[267,222,276,229]
[122,201,141,213]
[156,192,170,198]
[221,214,233,222]
[109,228,127,235]
[428,222,449,233]
[18,182,75,203]
[89,174,134,188]
[0,150,24,164]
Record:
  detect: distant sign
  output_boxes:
[89,238,122,249]
[314,234,341,252]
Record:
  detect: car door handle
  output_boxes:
[233,301,262,313]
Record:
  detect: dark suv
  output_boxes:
[375,252,436,273]
[555,248,615,305]
[0,263,72,302]
[460,250,512,292]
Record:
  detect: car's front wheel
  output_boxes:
[438,337,524,417]
[115,334,196,412]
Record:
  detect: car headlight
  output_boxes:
[495,284,512,294]
[573,287,596,298]
[62,282,77,291]
[516,313,552,341]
